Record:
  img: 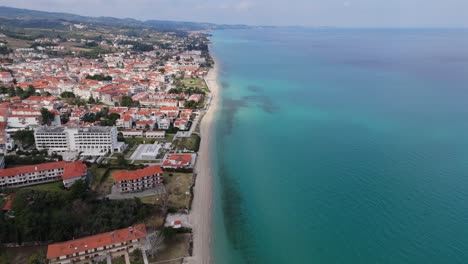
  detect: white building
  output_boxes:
[145,130,166,138]
[157,118,170,130]
[0,161,87,189]
[34,126,124,156]
[121,130,143,138]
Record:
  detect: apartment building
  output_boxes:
[113,166,163,193]
[0,161,87,189]
[47,225,147,264]
[34,126,123,156]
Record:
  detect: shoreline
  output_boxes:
[188,62,220,264]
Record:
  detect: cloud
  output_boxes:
[0,0,467,27]
[236,0,253,11]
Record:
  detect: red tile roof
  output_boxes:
[162,154,193,168]
[62,162,88,180]
[47,224,147,259]
[113,166,163,182]
[0,161,86,180]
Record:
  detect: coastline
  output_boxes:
[188,61,220,264]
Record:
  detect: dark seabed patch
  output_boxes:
[246,85,263,92]
[221,81,230,89]
[221,98,248,135]
[243,95,280,113]
[218,163,259,263]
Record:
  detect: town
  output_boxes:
[0,12,214,264]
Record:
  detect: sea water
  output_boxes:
[211,28,468,263]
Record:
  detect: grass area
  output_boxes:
[134,160,161,164]
[90,167,109,190]
[173,134,201,152]
[181,77,209,92]
[140,172,193,209]
[26,181,64,192]
[150,234,191,263]
[144,214,166,229]
[0,246,46,264]
[140,194,158,204]
[124,134,174,145]
[93,169,118,196]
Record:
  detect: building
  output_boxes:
[47,225,147,264]
[145,130,165,138]
[162,154,196,169]
[0,161,87,189]
[113,166,163,193]
[34,126,124,156]
[135,120,155,130]
[121,130,143,138]
[116,115,133,129]
[0,72,13,83]
[157,118,170,130]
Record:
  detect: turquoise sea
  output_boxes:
[210,28,468,263]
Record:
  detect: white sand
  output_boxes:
[188,64,220,264]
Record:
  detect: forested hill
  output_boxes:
[0,6,251,31]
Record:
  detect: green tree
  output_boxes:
[7,86,15,97]
[28,250,46,264]
[117,132,124,141]
[88,96,96,104]
[60,91,75,98]
[184,100,198,109]
[68,179,88,200]
[12,130,35,147]
[115,153,127,166]
[121,95,136,107]
[40,108,55,125]
[26,85,36,96]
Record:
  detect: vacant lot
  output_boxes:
[149,233,191,263]
[90,167,109,190]
[181,77,209,92]
[140,172,193,210]
[93,169,118,196]
[124,134,174,145]
[173,134,200,152]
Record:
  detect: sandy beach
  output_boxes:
[188,63,220,264]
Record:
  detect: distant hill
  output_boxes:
[0,6,251,31]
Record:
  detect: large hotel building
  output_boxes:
[34,126,123,156]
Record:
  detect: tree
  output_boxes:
[115,153,127,166]
[88,96,96,104]
[184,100,198,109]
[60,91,75,98]
[117,132,124,141]
[158,68,165,74]
[86,74,112,81]
[108,113,120,122]
[28,250,46,264]
[121,95,136,107]
[68,179,88,200]
[146,232,165,258]
[27,85,36,96]
[40,108,55,125]
[12,129,35,147]
[7,86,15,97]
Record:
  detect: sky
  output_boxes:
[0,0,467,27]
